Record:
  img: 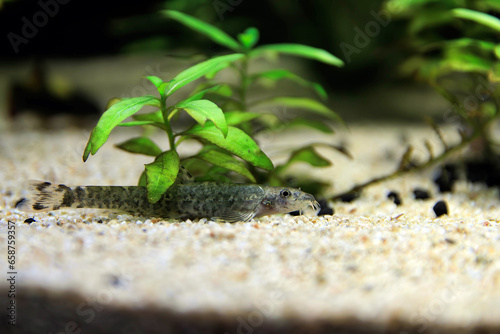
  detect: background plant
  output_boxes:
[82,10,346,203]
[333,1,500,199]
[386,1,500,127]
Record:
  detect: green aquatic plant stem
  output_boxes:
[330,130,483,201]
[164,116,175,151]
[238,55,251,114]
[159,96,176,151]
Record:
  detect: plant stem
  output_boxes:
[161,99,176,151]
[164,121,175,151]
[330,131,482,201]
[239,56,249,111]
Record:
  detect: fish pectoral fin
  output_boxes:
[211,210,256,223]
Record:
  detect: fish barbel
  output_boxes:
[17,181,320,223]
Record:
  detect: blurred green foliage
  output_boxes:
[381,0,499,138]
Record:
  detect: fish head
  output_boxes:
[255,187,321,217]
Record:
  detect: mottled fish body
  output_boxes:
[17,181,320,222]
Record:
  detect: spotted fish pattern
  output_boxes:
[17,181,320,223]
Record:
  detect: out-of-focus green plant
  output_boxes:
[333,1,500,199]
[384,1,500,130]
[162,10,347,194]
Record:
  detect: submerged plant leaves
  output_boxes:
[145,150,180,203]
[164,54,243,96]
[195,149,256,182]
[250,43,344,67]
[163,10,242,51]
[184,125,273,171]
[176,99,228,137]
[115,137,163,157]
[83,95,160,161]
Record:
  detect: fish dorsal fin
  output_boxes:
[211,210,256,223]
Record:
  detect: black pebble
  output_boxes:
[24,218,36,224]
[317,198,334,216]
[434,163,459,193]
[413,188,431,200]
[340,192,359,203]
[433,200,448,217]
[466,159,500,187]
[387,191,402,206]
[108,274,125,287]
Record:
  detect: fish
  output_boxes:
[16,181,321,223]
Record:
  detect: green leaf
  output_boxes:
[286,117,333,133]
[485,0,500,12]
[490,62,500,82]
[250,44,344,67]
[195,165,232,183]
[145,150,180,203]
[105,97,122,110]
[423,38,497,53]
[238,27,259,50]
[133,110,164,123]
[146,76,164,89]
[495,44,500,59]
[251,69,327,100]
[165,53,244,96]
[179,84,232,105]
[408,11,454,36]
[278,146,331,172]
[195,150,256,182]
[442,51,493,73]
[184,125,273,171]
[176,99,228,137]
[162,10,241,51]
[288,146,331,167]
[158,82,169,97]
[83,96,161,161]
[252,97,343,124]
[224,111,262,126]
[138,171,147,187]
[115,137,162,156]
[118,121,157,127]
[452,8,500,32]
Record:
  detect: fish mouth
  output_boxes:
[298,194,321,215]
[311,200,320,213]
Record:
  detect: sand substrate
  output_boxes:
[1,124,500,334]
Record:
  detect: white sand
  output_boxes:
[1,124,500,333]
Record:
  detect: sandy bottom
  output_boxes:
[1,124,500,333]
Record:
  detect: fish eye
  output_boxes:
[280,189,291,198]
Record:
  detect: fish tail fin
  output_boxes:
[16,180,67,212]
